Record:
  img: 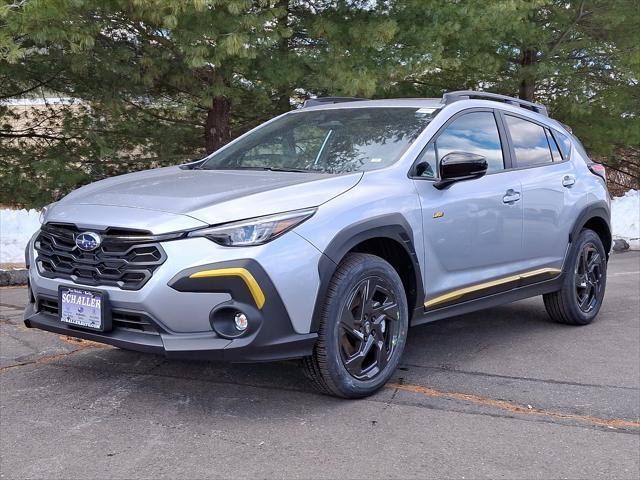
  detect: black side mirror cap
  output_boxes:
[433,152,488,190]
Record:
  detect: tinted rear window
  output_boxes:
[505,115,553,167]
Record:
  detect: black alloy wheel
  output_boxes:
[303,253,409,398]
[339,276,401,381]
[574,243,605,314]
[544,228,607,325]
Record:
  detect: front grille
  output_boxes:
[110,311,159,333]
[37,298,159,334]
[35,223,166,291]
[39,297,59,315]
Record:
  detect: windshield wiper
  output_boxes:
[263,167,315,173]
[203,166,316,173]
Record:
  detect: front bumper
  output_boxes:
[25,233,323,362]
[24,303,317,362]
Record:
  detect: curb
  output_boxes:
[0,269,28,287]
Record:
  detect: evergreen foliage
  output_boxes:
[1,0,637,207]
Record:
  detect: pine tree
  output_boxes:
[385,0,639,160]
[1,0,637,207]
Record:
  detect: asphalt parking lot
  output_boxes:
[1,252,639,479]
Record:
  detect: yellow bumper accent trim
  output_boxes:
[189,268,266,309]
[424,268,562,309]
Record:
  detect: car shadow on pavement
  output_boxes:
[43,298,562,402]
[401,298,561,368]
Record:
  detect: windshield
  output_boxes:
[199,107,437,174]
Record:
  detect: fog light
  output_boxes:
[234,312,248,331]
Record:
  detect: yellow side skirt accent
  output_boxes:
[189,268,266,309]
[424,268,562,309]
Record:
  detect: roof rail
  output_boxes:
[302,97,368,108]
[442,90,548,117]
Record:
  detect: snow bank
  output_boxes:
[0,209,40,264]
[611,189,640,250]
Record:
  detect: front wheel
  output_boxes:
[543,229,607,325]
[303,253,408,398]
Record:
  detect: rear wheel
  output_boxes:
[303,253,408,398]
[543,229,607,325]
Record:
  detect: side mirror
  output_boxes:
[433,152,488,190]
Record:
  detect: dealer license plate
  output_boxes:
[59,287,106,331]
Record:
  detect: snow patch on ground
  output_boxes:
[0,209,40,264]
[611,189,639,250]
[0,189,639,263]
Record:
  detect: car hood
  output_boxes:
[58,166,363,226]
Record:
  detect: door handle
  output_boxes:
[503,189,521,204]
[562,175,576,187]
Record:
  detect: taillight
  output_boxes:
[589,163,607,182]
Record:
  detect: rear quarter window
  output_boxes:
[570,134,592,162]
[551,129,572,160]
[546,130,563,162]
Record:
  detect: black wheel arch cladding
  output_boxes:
[569,201,612,257]
[310,214,424,332]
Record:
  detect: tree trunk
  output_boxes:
[204,96,231,154]
[276,92,290,114]
[518,48,537,101]
[275,0,292,114]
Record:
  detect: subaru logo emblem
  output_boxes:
[75,232,101,251]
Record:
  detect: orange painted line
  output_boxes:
[386,382,640,430]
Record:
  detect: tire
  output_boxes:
[303,253,409,398]
[543,229,607,325]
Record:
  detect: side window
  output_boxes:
[546,129,563,162]
[415,143,437,178]
[552,129,572,159]
[435,111,504,173]
[505,115,553,167]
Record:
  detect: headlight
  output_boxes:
[39,202,57,225]
[187,208,316,246]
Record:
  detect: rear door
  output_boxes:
[412,109,525,309]
[500,113,577,272]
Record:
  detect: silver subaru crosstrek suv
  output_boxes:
[24,91,611,398]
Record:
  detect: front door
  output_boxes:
[412,109,525,309]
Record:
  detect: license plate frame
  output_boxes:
[58,286,112,332]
